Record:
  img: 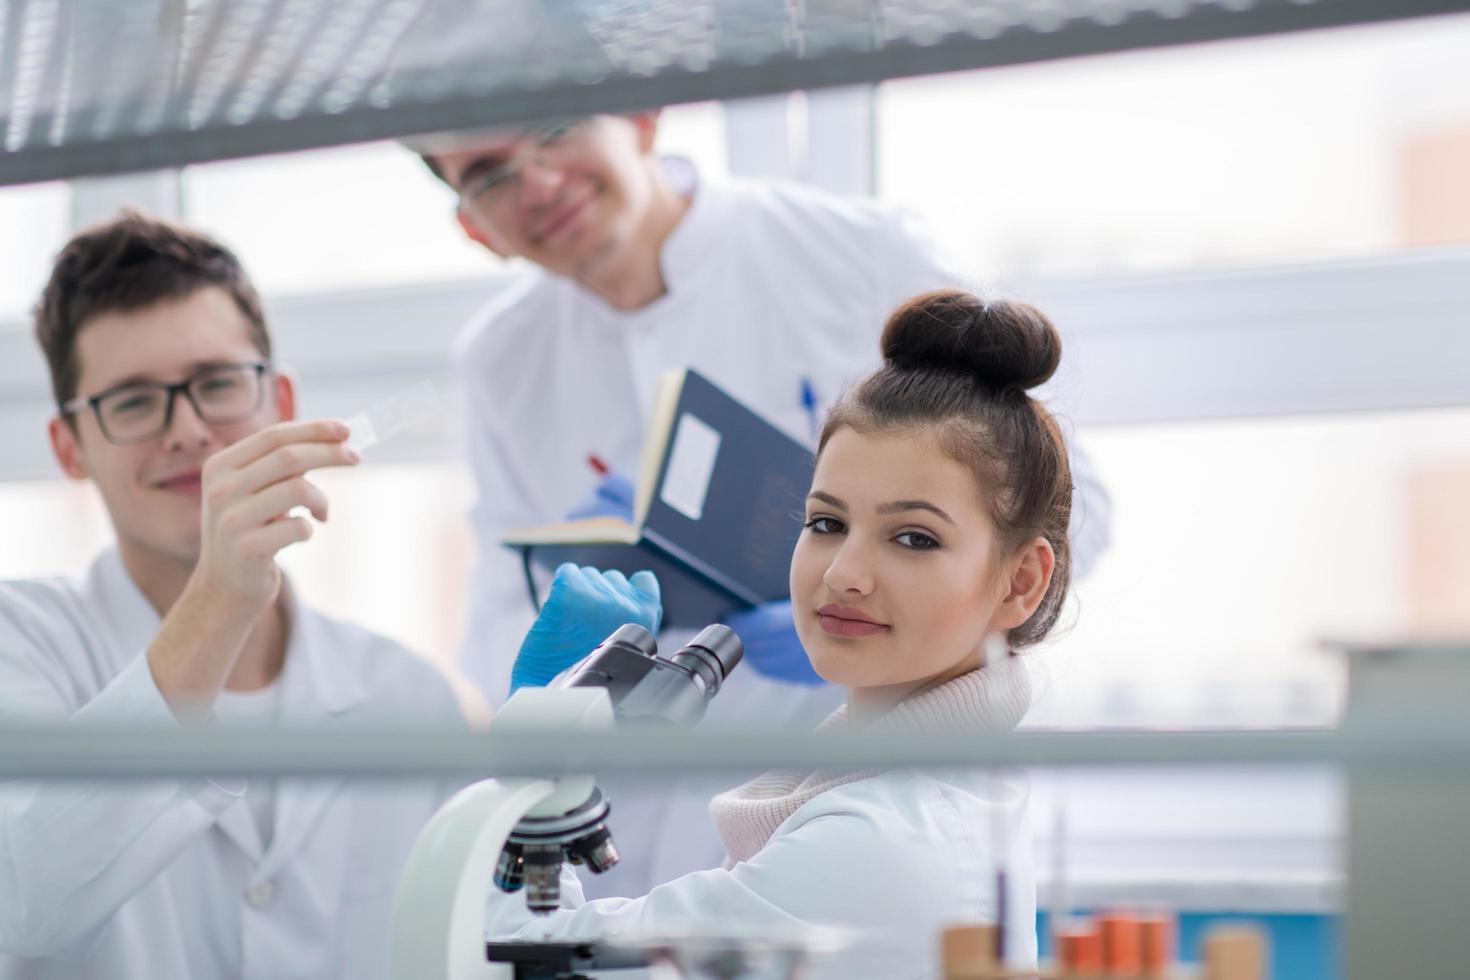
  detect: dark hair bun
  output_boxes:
[880,290,1061,391]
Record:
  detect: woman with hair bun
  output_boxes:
[488,289,1074,977]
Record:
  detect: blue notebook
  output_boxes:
[502,369,815,628]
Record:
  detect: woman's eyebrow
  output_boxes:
[807,490,846,510]
[876,500,955,525]
[809,491,955,526]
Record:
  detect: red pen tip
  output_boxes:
[587,454,610,476]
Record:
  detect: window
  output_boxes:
[878,15,1470,282]
[182,141,491,297]
[0,181,70,323]
[0,478,111,579]
[1028,408,1470,729]
[275,460,474,672]
[658,99,729,181]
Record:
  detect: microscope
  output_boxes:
[388,623,743,980]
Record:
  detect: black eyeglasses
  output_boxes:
[457,117,592,219]
[62,362,271,446]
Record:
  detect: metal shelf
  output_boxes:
[3,724,1470,780]
[2,0,1465,185]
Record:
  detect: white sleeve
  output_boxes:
[482,780,977,976]
[0,621,244,959]
[457,354,545,707]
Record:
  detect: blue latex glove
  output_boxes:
[509,564,662,696]
[565,472,636,522]
[722,599,827,686]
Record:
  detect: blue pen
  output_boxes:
[799,376,820,446]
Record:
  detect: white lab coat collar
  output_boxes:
[274,585,370,722]
[535,157,722,317]
[655,157,724,298]
[86,547,366,870]
[257,586,365,880]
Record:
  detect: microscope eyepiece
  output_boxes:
[599,623,658,657]
[666,624,744,698]
[554,621,747,727]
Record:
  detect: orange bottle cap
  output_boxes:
[1139,913,1177,976]
[1099,911,1142,976]
[1057,922,1103,976]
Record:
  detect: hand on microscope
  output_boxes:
[508,563,663,696]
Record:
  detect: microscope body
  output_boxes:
[557,622,743,728]
[388,624,742,980]
[387,688,607,980]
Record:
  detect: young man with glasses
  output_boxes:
[0,212,476,980]
[418,111,1114,898]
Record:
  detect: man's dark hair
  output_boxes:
[33,210,270,417]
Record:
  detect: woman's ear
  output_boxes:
[992,537,1055,632]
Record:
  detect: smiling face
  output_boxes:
[433,114,665,283]
[48,286,291,572]
[790,425,1053,702]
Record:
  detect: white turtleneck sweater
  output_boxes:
[483,658,1038,978]
[709,656,1034,867]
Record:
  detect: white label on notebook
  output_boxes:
[659,412,721,522]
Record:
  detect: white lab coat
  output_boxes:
[455,162,1110,897]
[0,550,466,980]
[483,662,1038,979]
